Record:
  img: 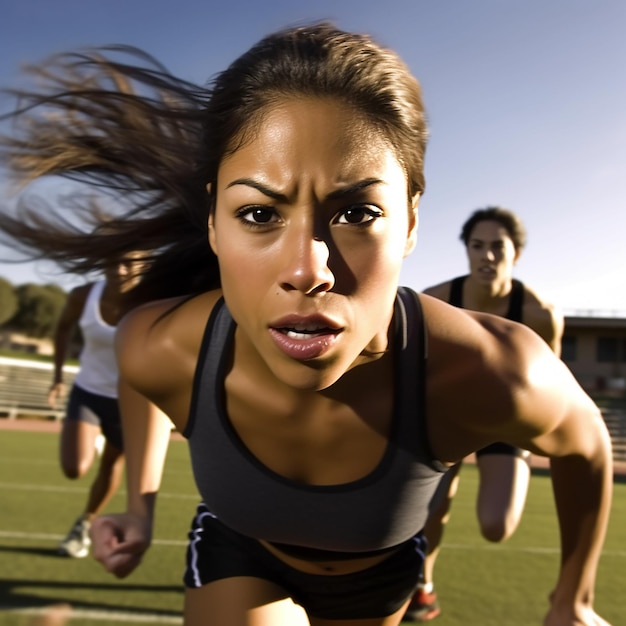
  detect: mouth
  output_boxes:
[269,316,343,361]
[280,325,339,340]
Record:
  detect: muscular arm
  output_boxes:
[547,423,612,623]
[424,296,612,624]
[514,345,611,623]
[92,295,207,578]
[114,297,194,520]
[517,298,608,621]
[90,379,173,577]
[113,292,219,521]
[118,379,173,522]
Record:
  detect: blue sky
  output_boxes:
[0,0,624,314]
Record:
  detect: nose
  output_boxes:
[483,248,495,261]
[278,231,335,295]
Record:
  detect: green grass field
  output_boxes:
[0,429,624,625]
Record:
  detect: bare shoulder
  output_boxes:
[521,283,564,352]
[418,294,565,462]
[117,290,223,401]
[421,279,452,302]
[57,282,94,322]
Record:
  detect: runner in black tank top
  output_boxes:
[404,208,563,622]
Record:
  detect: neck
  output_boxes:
[464,276,513,314]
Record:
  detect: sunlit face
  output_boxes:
[466,220,520,288]
[208,97,419,390]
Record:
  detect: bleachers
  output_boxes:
[0,356,77,420]
[602,410,626,462]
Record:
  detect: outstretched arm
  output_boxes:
[119,378,173,527]
[492,325,612,625]
[91,295,204,578]
[423,297,613,625]
[91,380,172,577]
[548,442,612,626]
[527,363,612,625]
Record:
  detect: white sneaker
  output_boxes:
[57,518,91,558]
[94,434,105,457]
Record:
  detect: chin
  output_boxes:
[273,359,344,392]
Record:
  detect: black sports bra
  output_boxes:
[184,287,446,556]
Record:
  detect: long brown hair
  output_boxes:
[0,24,428,310]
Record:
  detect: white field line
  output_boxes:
[1,529,625,558]
[443,542,626,557]
[0,539,624,623]
[1,605,182,623]
[0,481,198,499]
[0,530,187,546]
[0,457,192,475]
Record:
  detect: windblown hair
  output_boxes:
[0,46,213,308]
[0,23,428,310]
[460,206,527,251]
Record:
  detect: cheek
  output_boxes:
[344,245,404,306]
[467,249,481,265]
[342,223,408,280]
[219,246,256,285]
[500,250,515,266]
[217,237,280,314]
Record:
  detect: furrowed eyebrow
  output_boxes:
[225,178,287,202]
[224,178,384,202]
[325,178,385,200]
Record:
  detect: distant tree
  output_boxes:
[12,283,68,338]
[0,276,18,326]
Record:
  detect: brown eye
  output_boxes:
[335,205,381,225]
[237,206,278,225]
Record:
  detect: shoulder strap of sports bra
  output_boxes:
[505,279,525,322]
[184,297,234,438]
[395,288,445,470]
[448,276,466,307]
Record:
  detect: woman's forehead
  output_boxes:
[470,220,513,240]
[217,98,400,183]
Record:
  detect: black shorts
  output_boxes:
[476,442,528,458]
[183,503,426,620]
[66,384,123,450]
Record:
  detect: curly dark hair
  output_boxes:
[459,206,527,250]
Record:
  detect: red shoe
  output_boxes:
[402,587,441,622]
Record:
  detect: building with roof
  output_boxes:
[562,312,626,395]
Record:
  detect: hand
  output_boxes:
[90,513,152,578]
[48,383,65,408]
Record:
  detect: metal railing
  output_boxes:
[0,356,77,420]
